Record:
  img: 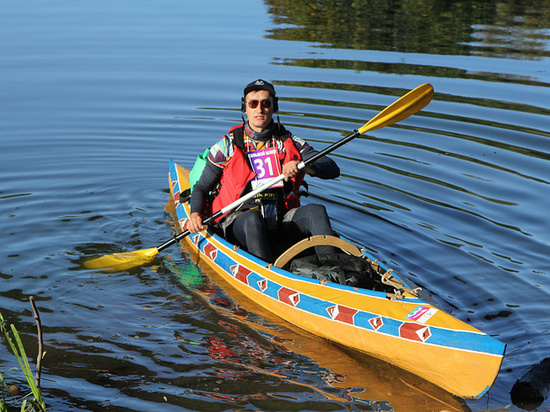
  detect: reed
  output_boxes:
[0,308,46,412]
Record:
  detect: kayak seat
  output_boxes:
[274,235,361,268]
[274,235,393,291]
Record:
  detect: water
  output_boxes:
[1,0,549,410]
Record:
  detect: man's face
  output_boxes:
[244,90,274,132]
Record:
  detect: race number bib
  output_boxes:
[248,147,283,190]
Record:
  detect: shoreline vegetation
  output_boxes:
[1,297,46,412]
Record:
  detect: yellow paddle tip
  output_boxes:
[83,248,159,271]
[357,83,434,135]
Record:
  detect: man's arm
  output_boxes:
[188,160,223,233]
[300,145,340,179]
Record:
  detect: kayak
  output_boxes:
[166,159,505,399]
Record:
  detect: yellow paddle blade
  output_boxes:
[83,247,159,271]
[358,83,434,135]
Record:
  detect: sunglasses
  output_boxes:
[246,99,273,110]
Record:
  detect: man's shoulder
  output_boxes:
[209,136,232,164]
[289,135,309,151]
[208,126,243,166]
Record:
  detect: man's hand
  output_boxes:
[188,212,208,233]
[282,160,313,181]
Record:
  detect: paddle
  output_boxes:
[84,83,434,271]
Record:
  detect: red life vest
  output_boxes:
[210,124,304,219]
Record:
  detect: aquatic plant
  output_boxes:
[0,300,46,412]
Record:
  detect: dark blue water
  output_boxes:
[1,1,549,411]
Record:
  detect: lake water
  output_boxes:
[1,1,549,411]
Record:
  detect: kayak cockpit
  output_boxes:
[274,235,418,298]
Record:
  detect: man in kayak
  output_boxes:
[187,79,340,263]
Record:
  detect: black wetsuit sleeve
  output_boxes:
[190,160,223,215]
[301,145,340,179]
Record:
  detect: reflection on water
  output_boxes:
[1,0,549,411]
[164,253,471,412]
[266,0,550,59]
